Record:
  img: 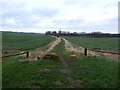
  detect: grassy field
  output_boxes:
[63,52,119,88]
[2,56,64,88]
[2,32,119,88]
[64,36,119,51]
[2,32,54,51]
[3,38,119,88]
[2,39,72,88]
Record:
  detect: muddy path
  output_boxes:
[45,37,61,53]
[62,37,119,61]
[62,38,99,56]
[58,55,82,87]
[22,37,61,60]
[45,37,82,87]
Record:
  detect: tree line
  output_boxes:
[45,31,120,38]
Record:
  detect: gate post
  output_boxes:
[26,51,29,58]
[84,48,87,56]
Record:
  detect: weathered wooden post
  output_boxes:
[84,48,87,56]
[26,51,29,58]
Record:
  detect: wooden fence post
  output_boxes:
[84,48,87,56]
[26,51,29,58]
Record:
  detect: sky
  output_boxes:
[0,0,119,33]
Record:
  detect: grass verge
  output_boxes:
[63,51,119,88]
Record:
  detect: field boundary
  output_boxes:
[1,37,61,58]
[63,37,120,55]
[1,52,26,58]
[89,49,120,55]
[2,36,119,60]
[62,37,119,61]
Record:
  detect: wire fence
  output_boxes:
[89,49,120,55]
[1,52,27,58]
[1,48,120,58]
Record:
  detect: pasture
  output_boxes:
[2,31,54,51]
[64,36,119,51]
[2,32,119,88]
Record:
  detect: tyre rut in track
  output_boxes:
[59,55,82,87]
[25,37,61,60]
[53,38,82,87]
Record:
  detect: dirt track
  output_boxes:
[63,38,99,56]
[58,55,82,87]
[3,35,119,62]
[28,37,61,60]
[62,37,119,61]
[45,37,61,53]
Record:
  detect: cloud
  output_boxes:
[32,8,60,18]
[1,0,119,33]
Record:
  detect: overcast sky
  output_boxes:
[0,0,119,33]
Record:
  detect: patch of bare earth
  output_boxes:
[101,53,119,61]
[28,51,46,61]
[45,37,61,53]
[56,56,82,87]
[54,80,63,86]
[22,37,61,61]
[60,69,72,74]
[62,38,80,54]
[63,38,99,56]
[66,77,82,87]
[39,68,51,73]
[35,38,56,52]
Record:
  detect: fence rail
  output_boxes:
[1,48,120,58]
[89,49,120,55]
[1,52,27,58]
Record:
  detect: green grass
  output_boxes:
[2,32,54,51]
[2,34,119,88]
[2,56,68,88]
[51,39,65,55]
[51,39,119,88]
[2,39,75,88]
[63,52,119,88]
[3,55,119,88]
[64,36,119,51]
